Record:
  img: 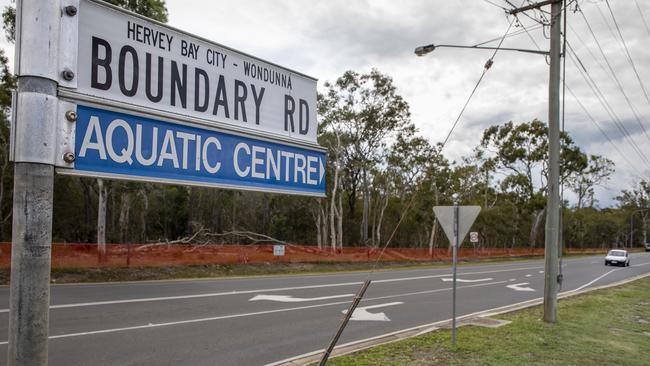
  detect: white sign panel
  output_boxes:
[433,206,481,247]
[470,232,479,243]
[70,0,318,145]
[273,245,285,256]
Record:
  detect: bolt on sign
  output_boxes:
[50,0,325,196]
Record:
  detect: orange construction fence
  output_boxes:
[0,242,609,269]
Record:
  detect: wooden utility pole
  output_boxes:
[510,0,563,323]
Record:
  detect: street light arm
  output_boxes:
[414,43,549,56]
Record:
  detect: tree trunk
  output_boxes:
[361,167,369,245]
[330,166,339,251]
[337,192,343,249]
[138,187,148,243]
[642,212,648,244]
[429,184,440,256]
[119,191,131,244]
[428,217,438,256]
[320,203,329,249]
[97,179,108,263]
[529,209,545,248]
[314,199,322,249]
[187,187,199,234]
[375,196,389,248]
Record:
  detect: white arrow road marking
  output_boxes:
[249,294,353,303]
[507,282,535,292]
[441,277,493,283]
[343,302,404,321]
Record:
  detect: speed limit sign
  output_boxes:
[469,232,479,243]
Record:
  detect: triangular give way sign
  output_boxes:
[433,206,481,247]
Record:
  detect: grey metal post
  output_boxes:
[543,0,563,324]
[451,204,459,346]
[630,214,633,248]
[8,0,61,365]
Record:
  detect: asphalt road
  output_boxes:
[0,252,649,365]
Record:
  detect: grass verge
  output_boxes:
[329,276,650,366]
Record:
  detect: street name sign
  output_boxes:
[433,206,481,247]
[62,0,318,144]
[52,0,325,196]
[69,105,326,195]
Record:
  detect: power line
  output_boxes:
[568,23,613,85]
[503,0,548,25]
[603,0,650,108]
[513,3,650,182]
[482,0,510,12]
[566,43,646,163]
[565,85,649,181]
[516,6,649,173]
[472,23,544,47]
[438,16,519,151]
[566,43,650,167]
[634,0,650,36]
[578,6,650,142]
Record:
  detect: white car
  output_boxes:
[604,249,630,267]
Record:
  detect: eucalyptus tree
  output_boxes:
[476,120,589,247]
[617,180,650,245]
[318,69,412,245]
[568,155,614,209]
[370,130,432,247]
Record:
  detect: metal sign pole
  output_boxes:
[433,205,480,348]
[8,1,61,365]
[451,204,459,346]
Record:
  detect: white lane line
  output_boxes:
[441,278,492,283]
[249,294,353,303]
[570,269,618,292]
[525,274,532,278]
[562,260,650,294]
[0,265,544,312]
[0,280,510,344]
[362,281,509,303]
[506,283,535,292]
[344,302,404,321]
[539,270,544,274]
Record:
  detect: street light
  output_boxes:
[415,0,563,325]
[414,43,549,57]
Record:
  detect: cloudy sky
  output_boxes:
[1,0,649,206]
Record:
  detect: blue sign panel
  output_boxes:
[73,105,326,196]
